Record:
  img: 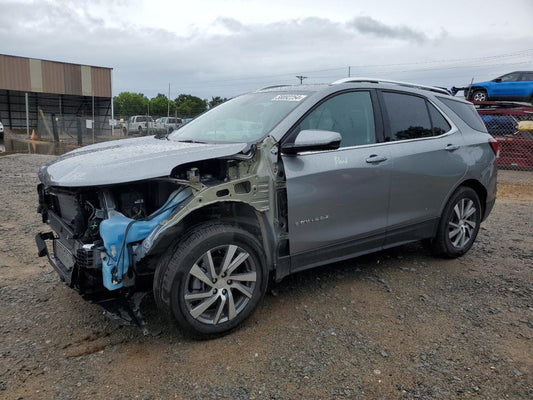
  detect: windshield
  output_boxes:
[169,92,308,143]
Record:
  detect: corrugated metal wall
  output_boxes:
[0,54,111,97]
[0,55,31,92]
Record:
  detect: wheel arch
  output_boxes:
[149,200,277,272]
[442,179,487,220]
[469,86,488,99]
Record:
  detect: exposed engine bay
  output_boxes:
[37,178,189,292]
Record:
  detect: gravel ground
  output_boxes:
[0,154,531,400]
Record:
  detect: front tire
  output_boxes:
[431,187,481,258]
[154,224,267,338]
[471,89,488,102]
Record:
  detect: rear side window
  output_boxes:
[438,97,487,132]
[382,92,452,140]
[521,72,533,81]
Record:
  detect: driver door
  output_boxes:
[281,91,390,271]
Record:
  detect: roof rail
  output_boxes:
[257,84,292,91]
[332,77,451,95]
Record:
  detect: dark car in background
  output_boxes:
[467,71,533,103]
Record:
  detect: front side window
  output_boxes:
[499,73,520,82]
[297,91,376,148]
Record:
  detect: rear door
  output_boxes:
[282,90,391,268]
[378,91,468,245]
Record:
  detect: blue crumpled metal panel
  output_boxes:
[99,188,191,290]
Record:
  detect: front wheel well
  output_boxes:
[468,87,487,98]
[150,201,275,270]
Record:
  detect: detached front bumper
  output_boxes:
[36,230,103,290]
[36,231,149,328]
[36,231,75,286]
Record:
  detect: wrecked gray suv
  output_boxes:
[36,79,498,337]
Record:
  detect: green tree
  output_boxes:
[113,92,148,117]
[174,94,207,118]
[208,96,228,109]
[149,93,176,117]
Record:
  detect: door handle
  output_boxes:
[365,154,388,164]
[445,144,460,151]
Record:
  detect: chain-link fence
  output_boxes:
[36,110,124,145]
[478,107,533,170]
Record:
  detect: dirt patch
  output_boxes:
[0,154,531,399]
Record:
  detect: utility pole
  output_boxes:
[296,75,308,84]
[167,83,170,118]
[348,66,351,77]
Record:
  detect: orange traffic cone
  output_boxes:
[30,129,37,141]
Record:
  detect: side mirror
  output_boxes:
[492,78,502,83]
[281,129,341,155]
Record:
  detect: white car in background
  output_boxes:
[0,120,4,139]
[155,117,183,135]
[123,115,154,136]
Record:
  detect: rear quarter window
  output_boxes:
[437,97,487,132]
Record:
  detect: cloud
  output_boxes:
[0,1,531,99]
[349,16,429,43]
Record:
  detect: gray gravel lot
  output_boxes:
[0,154,531,399]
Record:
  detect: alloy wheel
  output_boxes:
[184,244,257,325]
[448,198,477,249]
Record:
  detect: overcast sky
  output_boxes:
[1,0,532,99]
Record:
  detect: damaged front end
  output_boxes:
[36,136,284,327]
[36,177,193,325]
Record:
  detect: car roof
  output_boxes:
[255,78,454,99]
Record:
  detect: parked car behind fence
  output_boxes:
[476,102,533,170]
[123,115,154,136]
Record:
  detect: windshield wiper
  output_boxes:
[176,139,207,144]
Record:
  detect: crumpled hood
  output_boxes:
[39,136,248,187]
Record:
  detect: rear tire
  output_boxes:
[153,223,267,338]
[430,187,481,258]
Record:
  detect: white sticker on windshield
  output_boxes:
[271,94,307,102]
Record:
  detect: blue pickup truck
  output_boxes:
[467,71,533,104]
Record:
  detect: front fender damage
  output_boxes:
[99,136,283,292]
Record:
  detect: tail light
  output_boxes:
[489,138,499,158]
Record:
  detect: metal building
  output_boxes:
[0,54,112,140]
